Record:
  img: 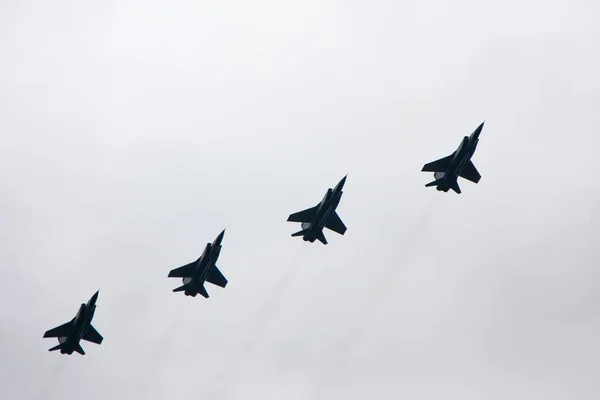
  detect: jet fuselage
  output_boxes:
[432,124,482,192]
[184,235,222,296]
[302,179,344,242]
[451,130,479,176]
[59,295,97,354]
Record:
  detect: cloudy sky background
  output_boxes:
[1,0,599,399]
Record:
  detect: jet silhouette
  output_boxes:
[168,230,228,298]
[43,291,103,355]
[287,176,348,244]
[422,122,485,194]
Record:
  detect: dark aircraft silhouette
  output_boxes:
[168,229,228,298]
[287,175,347,244]
[421,122,485,194]
[43,291,103,355]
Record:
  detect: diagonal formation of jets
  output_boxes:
[43,122,485,355]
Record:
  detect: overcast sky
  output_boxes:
[1,0,599,399]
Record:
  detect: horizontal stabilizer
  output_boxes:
[459,160,481,184]
[288,206,318,223]
[325,212,346,235]
[317,231,328,245]
[450,181,462,194]
[198,285,209,298]
[425,179,443,187]
[48,344,63,352]
[422,154,453,173]
[168,261,196,278]
[206,266,228,288]
[173,284,187,292]
[291,229,309,237]
[82,324,103,345]
[74,344,85,355]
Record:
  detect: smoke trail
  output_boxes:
[209,245,309,399]
[314,195,443,397]
[37,356,68,400]
[348,195,443,334]
[142,300,186,399]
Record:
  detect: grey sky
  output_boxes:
[1,0,599,399]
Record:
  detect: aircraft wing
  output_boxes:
[287,206,318,223]
[325,212,347,235]
[206,265,228,288]
[459,160,481,183]
[422,155,453,172]
[168,261,196,278]
[43,320,73,338]
[82,324,103,344]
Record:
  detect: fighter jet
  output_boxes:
[287,175,347,244]
[168,229,228,298]
[43,290,103,355]
[421,122,485,194]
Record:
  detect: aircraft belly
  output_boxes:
[455,155,469,176]
[75,325,86,342]
[198,266,211,283]
[320,208,333,227]
[195,259,211,283]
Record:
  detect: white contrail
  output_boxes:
[209,244,309,399]
[142,300,187,399]
[37,356,68,400]
[313,195,443,397]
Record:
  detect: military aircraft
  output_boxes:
[287,175,348,244]
[421,122,485,194]
[43,290,103,355]
[168,229,228,298]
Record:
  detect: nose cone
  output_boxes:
[89,290,99,305]
[335,175,347,190]
[214,229,226,245]
[471,121,485,140]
